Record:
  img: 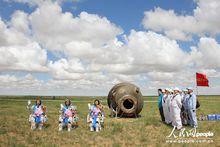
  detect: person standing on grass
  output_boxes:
[168,88,173,123]
[158,89,165,122]
[181,89,189,125]
[170,87,182,130]
[186,87,198,128]
[162,88,172,124]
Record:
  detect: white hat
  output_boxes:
[168,88,174,93]
[165,88,170,91]
[187,87,194,90]
[173,87,181,92]
[182,88,188,92]
[168,88,173,92]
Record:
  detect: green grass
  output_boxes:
[0,96,220,146]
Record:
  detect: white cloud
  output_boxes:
[0,74,43,91]
[48,58,85,80]
[10,10,30,34]
[190,37,220,69]
[0,0,220,95]
[0,73,144,95]
[65,41,102,59]
[164,29,192,41]
[1,71,219,96]
[0,18,48,72]
[29,1,122,51]
[0,18,30,46]
[200,69,220,78]
[0,42,48,72]
[142,0,220,40]
[125,30,190,72]
[4,0,79,6]
[48,29,191,79]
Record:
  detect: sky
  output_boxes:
[0,0,220,96]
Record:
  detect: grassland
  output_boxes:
[0,96,220,147]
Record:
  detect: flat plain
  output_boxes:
[0,96,219,146]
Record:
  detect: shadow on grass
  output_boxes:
[44,123,51,129]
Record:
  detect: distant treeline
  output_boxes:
[0,96,106,101]
[0,95,219,101]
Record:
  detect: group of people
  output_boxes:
[158,87,198,130]
[27,88,198,131]
[27,98,105,132]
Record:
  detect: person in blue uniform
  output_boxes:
[186,87,198,128]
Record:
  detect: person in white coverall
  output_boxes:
[162,88,172,124]
[181,89,189,125]
[170,87,182,130]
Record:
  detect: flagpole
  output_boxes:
[196,73,198,96]
[196,84,198,96]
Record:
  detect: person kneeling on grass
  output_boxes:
[27,98,47,130]
[87,99,104,132]
[59,98,79,131]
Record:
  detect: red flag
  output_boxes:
[196,72,209,87]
